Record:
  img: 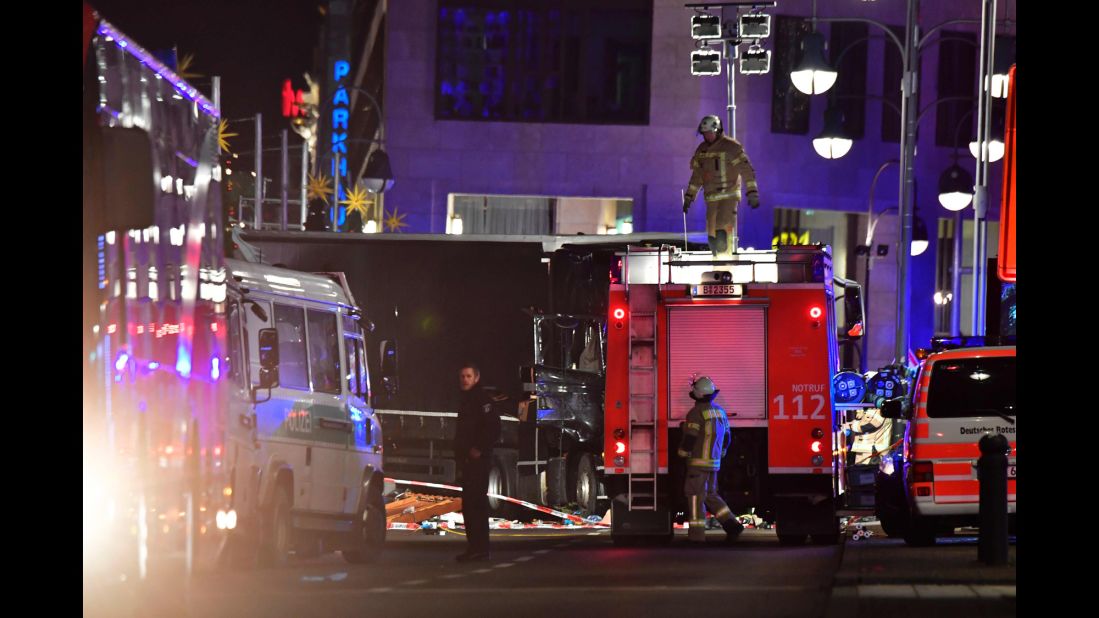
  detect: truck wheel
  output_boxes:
[903,516,938,547]
[545,457,568,506]
[777,533,807,546]
[487,460,516,519]
[343,480,386,564]
[258,484,292,567]
[573,453,598,517]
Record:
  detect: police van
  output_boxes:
[223,259,386,564]
[875,343,1017,545]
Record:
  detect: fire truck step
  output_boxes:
[629,394,654,399]
[630,421,655,426]
[630,365,656,370]
[630,338,655,343]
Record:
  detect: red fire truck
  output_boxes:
[602,244,864,544]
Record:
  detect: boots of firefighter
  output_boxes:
[707,236,719,257]
[721,517,744,541]
[713,230,729,258]
[688,495,707,542]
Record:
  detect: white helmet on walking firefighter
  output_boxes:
[697,115,722,135]
[690,375,719,400]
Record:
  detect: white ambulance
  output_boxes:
[875,344,1016,545]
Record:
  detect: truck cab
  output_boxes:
[875,343,1017,545]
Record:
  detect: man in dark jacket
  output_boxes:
[453,363,501,562]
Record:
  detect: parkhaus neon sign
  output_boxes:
[330,59,350,179]
[329,59,351,227]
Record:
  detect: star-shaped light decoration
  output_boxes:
[307,173,334,204]
[217,119,237,154]
[383,207,409,233]
[340,184,373,220]
[176,52,203,80]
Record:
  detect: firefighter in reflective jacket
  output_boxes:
[683,115,760,257]
[677,376,744,542]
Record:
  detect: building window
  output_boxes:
[771,15,811,134]
[880,25,907,143]
[829,22,868,140]
[935,31,976,148]
[448,194,632,235]
[435,0,651,124]
[933,217,1000,335]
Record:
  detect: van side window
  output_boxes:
[926,357,1016,419]
[356,338,370,402]
[307,309,341,395]
[227,301,245,388]
[274,304,310,390]
[344,334,361,396]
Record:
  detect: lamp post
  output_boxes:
[803,0,1004,362]
[972,0,999,338]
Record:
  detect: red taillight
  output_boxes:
[809,306,823,319]
[615,441,626,454]
[613,308,625,320]
[910,461,934,483]
[810,440,822,454]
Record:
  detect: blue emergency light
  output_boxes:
[832,371,866,404]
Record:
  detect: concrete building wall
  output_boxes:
[381,0,1015,356]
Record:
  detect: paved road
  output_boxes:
[86,527,843,617]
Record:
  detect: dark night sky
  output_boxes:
[90,0,321,142]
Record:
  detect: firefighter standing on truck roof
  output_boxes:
[677,376,744,542]
[683,115,760,258]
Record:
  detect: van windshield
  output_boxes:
[926,356,1016,419]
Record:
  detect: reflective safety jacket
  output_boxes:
[846,408,893,456]
[685,135,759,203]
[677,397,731,470]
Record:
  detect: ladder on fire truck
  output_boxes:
[624,245,663,511]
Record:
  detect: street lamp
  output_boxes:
[361,149,394,193]
[938,163,974,211]
[812,106,852,159]
[910,214,929,257]
[790,31,837,95]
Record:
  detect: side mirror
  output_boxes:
[379,340,398,378]
[843,285,865,340]
[257,328,280,390]
[379,339,399,401]
[879,397,909,420]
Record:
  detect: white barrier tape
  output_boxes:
[385,477,607,527]
[387,521,609,531]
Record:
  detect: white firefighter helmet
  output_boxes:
[690,375,719,399]
[697,115,722,135]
